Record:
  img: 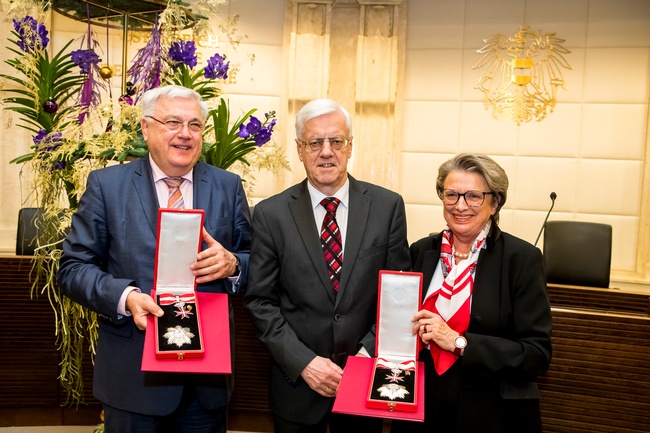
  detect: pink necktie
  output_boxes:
[320,197,342,291]
[163,177,185,209]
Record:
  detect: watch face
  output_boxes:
[455,336,467,349]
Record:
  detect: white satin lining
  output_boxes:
[377,272,421,361]
[156,211,202,293]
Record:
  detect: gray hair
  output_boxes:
[436,153,508,224]
[295,98,353,138]
[141,85,208,120]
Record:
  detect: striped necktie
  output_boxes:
[320,197,343,291]
[163,177,185,209]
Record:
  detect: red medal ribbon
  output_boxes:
[375,357,416,371]
[158,293,196,305]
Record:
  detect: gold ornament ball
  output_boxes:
[99,65,113,79]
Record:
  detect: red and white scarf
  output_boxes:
[422,220,491,375]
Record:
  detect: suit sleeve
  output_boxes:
[243,204,318,382]
[463,244,553,381]
[57,171,134,322]
[227,178,252,293]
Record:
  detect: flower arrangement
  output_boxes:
[166,39,229,100]
[204,98,277,170]
[3,16,82,142]
[1,0,288,406]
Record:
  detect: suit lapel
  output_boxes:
[469,226,502,326]
[289,181,336,303]
[421,246,441,300]
[192,162,211,217]
[336,177,370,307]
[132,158,159,236]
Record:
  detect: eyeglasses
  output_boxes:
[440,189,493,207]
[299,136,350,152]
[146,115,205,134]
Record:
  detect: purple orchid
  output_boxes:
[33,130,66,170]
[238,115,276,146]
[13,16,49,53]
[168,40,197,68]
[204,53,230,80]
[71,49,101,74]
[254,118,277,146]
[238,115,261,138]
[33,130,62,151]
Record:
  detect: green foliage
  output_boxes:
[1,37,84,137]
[166,63,221,101]
[202,98,259,170]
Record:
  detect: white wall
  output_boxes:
[1,0,649,288]
[401,0,650,284]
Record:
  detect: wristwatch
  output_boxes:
[453,335,467,356]
[233,255,241,276]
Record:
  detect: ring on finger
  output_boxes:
[426,324,430,333]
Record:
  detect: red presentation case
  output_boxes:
[142,208,232,374]
[142,291,231,374]
[333,270,424,421]
[151,209,205,360]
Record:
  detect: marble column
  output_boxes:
[283,0,406,190]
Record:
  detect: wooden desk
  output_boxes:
[547,283,650,316]
[2,258,650,432]
[0,256,99,426]
[541,284,650,432]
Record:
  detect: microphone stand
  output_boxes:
[534,192,557,247]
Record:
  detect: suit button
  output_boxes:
[334,314,343,322]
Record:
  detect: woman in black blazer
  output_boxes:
[392,154,552,433]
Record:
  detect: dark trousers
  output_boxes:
[103,385,227,433]
[274,411,384,433]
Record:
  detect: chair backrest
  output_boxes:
[15,208,69,256]
[16,208,43,255]
[543,221,612,288]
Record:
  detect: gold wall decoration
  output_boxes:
[473,26,572,125]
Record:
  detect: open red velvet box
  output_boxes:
[367,270,423,412]
[152,209,205,360]
[333,270,424,421]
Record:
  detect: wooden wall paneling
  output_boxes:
[0,258,59,407]
[4,257,650,432]
[228,292,273,431]
[547,283,650,315]
[0,257,101,426]
[538,309,650,433]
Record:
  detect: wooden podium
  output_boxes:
[540,283,650,432]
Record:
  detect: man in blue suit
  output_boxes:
[57,85,251,433]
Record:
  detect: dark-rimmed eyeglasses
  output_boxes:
[440,189,493,207]
[299,136,350,152]
[146,115,205,134]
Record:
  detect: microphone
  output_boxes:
[534,192,557,247]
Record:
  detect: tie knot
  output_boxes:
[163,177,184,189]
[321,197,340,214]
